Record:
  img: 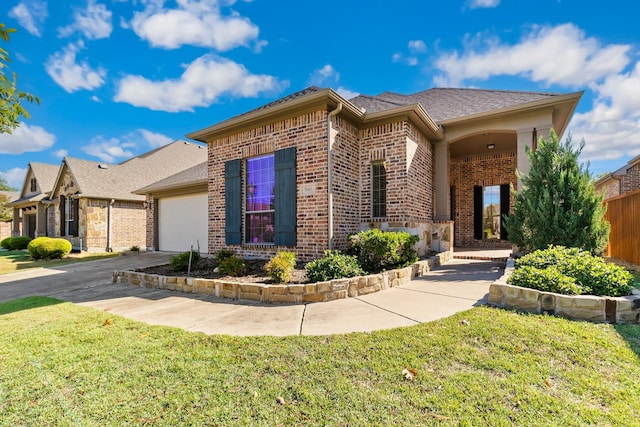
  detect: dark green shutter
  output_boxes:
[274,147,297,246]
[473,186,483,240]
[225,159,242,245]
[500,184,510,240]
[71,198,79,236]
[59,196,66,236]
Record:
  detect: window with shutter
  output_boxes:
[224,159,242,245]
[274,147,296,246]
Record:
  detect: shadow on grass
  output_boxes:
[615,323,640,358]
[0,296,64,315]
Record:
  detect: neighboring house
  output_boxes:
[184,86,582,261]
[134,162,208,252]
[47,140,207,252]
[7,162,59,239]
[0,191,20,241]
[594,154,640,200]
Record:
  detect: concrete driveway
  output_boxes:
[0,253,504,336]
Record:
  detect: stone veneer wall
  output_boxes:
[449,151,517,247]
[488,259,640,323]
[113,251,453,304]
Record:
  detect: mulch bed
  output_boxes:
[136,257,310,284]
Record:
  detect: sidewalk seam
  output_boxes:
[354,297,421,324]
[299,304,307,335]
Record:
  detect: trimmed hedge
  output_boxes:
[170,251,200,272]
[509,246,632,297]
[347,229,419,273]
[27,237,72,259]
[305,250,364,283]
[1,236,32,250]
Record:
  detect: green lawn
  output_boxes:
[0,250,118,275]
[1,298,639,426]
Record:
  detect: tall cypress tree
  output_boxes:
[504,129,609,255]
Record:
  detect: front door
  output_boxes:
[26,214,36,239]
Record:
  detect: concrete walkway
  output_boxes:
[0,253,505,336]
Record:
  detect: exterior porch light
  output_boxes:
[487,143,495,150]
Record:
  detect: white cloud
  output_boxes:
[309,64,339,86]
[58,0,113,40]
[569,60,640,163]
[138,129,173,147]
[0,122,56,154]
[45,42,106,92]
[114,54,285,112]
[337,87,359,100]
[53,149,68,158]
[129,0,259,50]
[408,40,426,54]
[0,167,28,191]
[8,0,48,37]
[81,136,135,163]
[467,0,500,8]
[433,23,631,87]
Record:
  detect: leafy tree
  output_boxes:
[504,129,609,255]
[0,175,15,222]
[0,23,39,134]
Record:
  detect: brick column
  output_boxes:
[12,208,20,236]
[434,140,450,220]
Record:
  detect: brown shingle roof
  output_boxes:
[134,161,207,194]
[350,88,561,122]
[60,140,207,201]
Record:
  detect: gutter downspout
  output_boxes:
[327,102,343,250]
[107,199,115,252]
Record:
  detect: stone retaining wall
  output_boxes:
[488,259,640,323]
[113,251,454,304]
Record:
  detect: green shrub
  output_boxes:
[305,250,365,283]
[264,251,297,283]
[170,251,200,272]
[508,265,582,295]
[1,237,11,250]
[347,229,419,273]
[1,236,32,250]
[217,255,245,277]
[215,249,235,263]
[27,237,72,259]
[129,245,140,252]
[510,245,632,297]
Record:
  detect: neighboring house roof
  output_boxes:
[594,154,640,187]
[52,140,207,202]
[8,162,59,207]
[133,161,208,194]
[188,86,582,144]
[0,191,19,201]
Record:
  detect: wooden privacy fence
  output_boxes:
[604,189,640,265]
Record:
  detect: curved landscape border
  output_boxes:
[113,251,453,304]
[488,259,640,323]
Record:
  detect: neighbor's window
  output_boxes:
[245,154,275,243]
[483,185,501,239]
[372,161,387,218]
[30,178,37,192]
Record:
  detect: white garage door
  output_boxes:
[158,193,208,252]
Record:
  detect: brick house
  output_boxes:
[183,86,581,261]
[0,191,20,240]
[10,140,206,252]
[7,162,59,239]
[134,162,208,252]
[594,154,640,200]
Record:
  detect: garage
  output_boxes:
[158,193,207,252]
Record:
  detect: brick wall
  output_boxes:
[450,151,517,247]
[145,195,157,251]
[596,178,621,200]
[208,110,330,261]
[0,221,11,240]
[110,201,146,251]
[621,162,640,194]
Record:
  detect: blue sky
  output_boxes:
[1,0,639,190]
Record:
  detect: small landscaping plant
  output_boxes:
[347,229,419,273]
[264,251,296,283]
[217,254,245,277]
[305,250,364,282]
[508,245,632,297]
[1,236,32,250]
[129,245,140,252]
[27,237,72,260]
[170,250,200,272]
